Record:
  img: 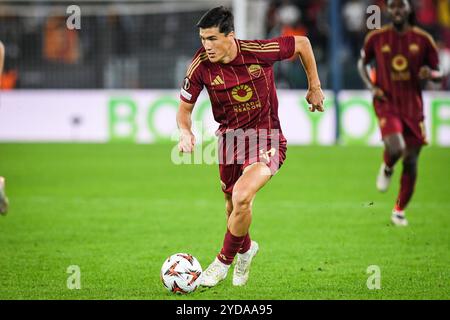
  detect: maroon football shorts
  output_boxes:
[218,130,287,195]
[378,114,427,146]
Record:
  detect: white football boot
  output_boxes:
[391,209,408,227]
[233,241,259,286]
[376,163,393,193]
[0,177,9,215]
[200,257,230,287]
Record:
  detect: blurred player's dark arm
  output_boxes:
[358,54,386,101]
[176,101,196,153]
[418,66,443,82]
[294,36,324,112]
[357,56,374,90]
[419,35,443,83]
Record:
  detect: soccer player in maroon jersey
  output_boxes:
[358,0,442,226]
[176,7,324,287]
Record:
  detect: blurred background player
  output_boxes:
[0,40,9,215]
[358,0,442,227]
[177,7,324,287]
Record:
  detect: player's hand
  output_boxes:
[306,86,325,113]
[178,129,195,153]
[418,66,432,80]
[372,86,387,102]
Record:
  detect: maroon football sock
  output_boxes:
[217,229,245,265]
[238,233,251,254]
[396,172,417,211]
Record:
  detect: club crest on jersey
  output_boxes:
[248,64,262,78]
[391,54,408,72]
[232,85,253,103]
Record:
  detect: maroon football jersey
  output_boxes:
[180,36,295,135]
[362,25,439,121]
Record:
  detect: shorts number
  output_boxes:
[260,148,276,162]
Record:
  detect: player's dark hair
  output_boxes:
[196,6,234,35]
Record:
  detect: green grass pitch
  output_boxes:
[0,143,448,300]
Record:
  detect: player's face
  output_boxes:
[387,0,411,26]
[199,27,235,63]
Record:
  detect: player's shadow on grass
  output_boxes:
[196,285,221,295]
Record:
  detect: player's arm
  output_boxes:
[176,100,196,153]
[177,53,204,153]
[357,52,386,101]
[418,66,443,82]
[358,32,387,101]
[294,36,324,112]
[418,34,442,83]
[357,56,373,90]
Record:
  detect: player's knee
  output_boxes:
[387,145,405,160]
[232,189,253,211]
[385,135,406,160]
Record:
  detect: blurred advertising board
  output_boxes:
[0,90,449,146]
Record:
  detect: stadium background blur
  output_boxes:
[1,0,449,91]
